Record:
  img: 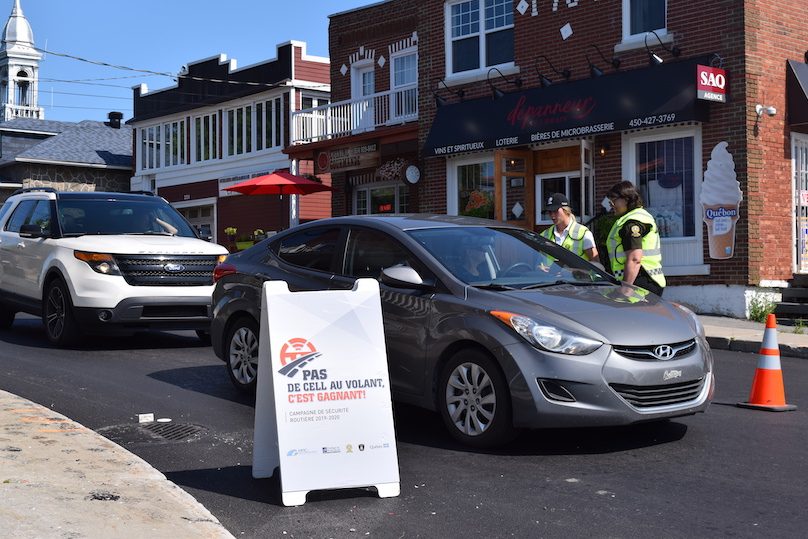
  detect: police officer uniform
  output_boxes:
[540,193,597,261]
[606,207,666,296]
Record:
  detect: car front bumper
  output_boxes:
[73,296,212,335]
[500,336,714,429]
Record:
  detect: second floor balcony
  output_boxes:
[292,84,417,145]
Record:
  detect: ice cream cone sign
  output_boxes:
[700,142,742,259]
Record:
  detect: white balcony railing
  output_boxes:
[3,104,44,121]
[292,84,418,145]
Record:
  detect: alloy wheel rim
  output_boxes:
[45,286,65,339]
[445,362,496,437]
[229,327,258,385]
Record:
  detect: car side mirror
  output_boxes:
[19,223,49,238]
[380,265,435,290]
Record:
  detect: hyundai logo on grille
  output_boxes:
[164,263,185,273]
[653,344,675,360]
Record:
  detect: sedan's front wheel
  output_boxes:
[225,316,259,393]
[438,349,514,448]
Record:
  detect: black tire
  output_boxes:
[43,278,81,347]
[0,303,15,329]
[195,330,212,345]
[438,348,514,448]
[224,316,260,393]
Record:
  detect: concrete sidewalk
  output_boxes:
[0,390,234,539]
[0,314,804,538]
[701,314,808,359]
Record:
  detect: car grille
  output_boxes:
[612,339,697,361]
[610,378,705,408]
[114,255,218,286]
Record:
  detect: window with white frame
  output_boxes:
[194,112,218,162]
[391,50,417,119]
[227,104,253,156]
[256,95,284,151]
[140,126,161,170]
[623,0,666,40]
[299,94,329,142]
[162,120,186,167]
[446,0,514,76]
[447,157,495,219]
[624,125,704,272]
[354,184,409,215]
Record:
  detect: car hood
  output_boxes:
[489,284,696,346]
[55,235,229,255]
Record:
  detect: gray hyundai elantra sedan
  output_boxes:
[211,215,713,447]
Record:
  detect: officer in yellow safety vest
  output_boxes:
[604,181,666,296]
[540,193,600,264]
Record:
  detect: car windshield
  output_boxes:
[56,199,197,237]
[408,226,614,289]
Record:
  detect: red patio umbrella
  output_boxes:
[224,171,333,196]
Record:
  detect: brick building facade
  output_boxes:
[288,0,808,317]
[129,41,331,247]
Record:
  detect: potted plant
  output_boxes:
[462,190,494,219]
[253,228,266,241]
[224,226,238,240]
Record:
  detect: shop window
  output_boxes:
[446,0,514,77]
[636,136,694,238]
[624,126,704,273]
[456,160,495,219]
[623,0,666,40]
[353,184,409,215]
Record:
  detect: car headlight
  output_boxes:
[74,251,121,276]
[672,302,705,338]
[490,310,602,355]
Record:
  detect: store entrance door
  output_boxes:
[794,133,808,273]
[494,149,534,229]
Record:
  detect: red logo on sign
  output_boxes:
[317,152,330,173]
[280,338,318,366]
[697,65,727,102]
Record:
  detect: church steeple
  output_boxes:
[0,0,43,121]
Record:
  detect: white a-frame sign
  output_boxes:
[252,278,400,506]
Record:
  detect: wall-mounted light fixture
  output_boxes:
[598,143,610,157]
[487,67,523,100]
[587,55,603,77]
[535,55,571,87]
[753,103,777,136]
[434,79,465,108]
[589,44,621,71]
[645,30,682,66]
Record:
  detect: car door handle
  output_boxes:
[17,242,25,248]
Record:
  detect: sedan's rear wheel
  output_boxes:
[225,316,259,393]
[43,278,80,347]
[438,349,514,448]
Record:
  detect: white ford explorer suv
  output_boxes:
[0,188,228,346]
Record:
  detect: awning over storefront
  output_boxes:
[787,60,808,129]
[423,56,713,157]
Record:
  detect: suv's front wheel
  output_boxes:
[43,278,81,346]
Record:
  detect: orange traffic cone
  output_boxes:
[737,314,797,411]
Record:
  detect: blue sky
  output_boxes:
[13,0,372,123]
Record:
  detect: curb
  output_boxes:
[706,336,808,359]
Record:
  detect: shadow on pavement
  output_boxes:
[166,465,380,507]
[0,316,209,351]
[392,402,689,456]
[148,365,256,405]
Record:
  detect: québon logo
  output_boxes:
[704,207,738,219]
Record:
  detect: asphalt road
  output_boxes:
[1,314,806,538]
